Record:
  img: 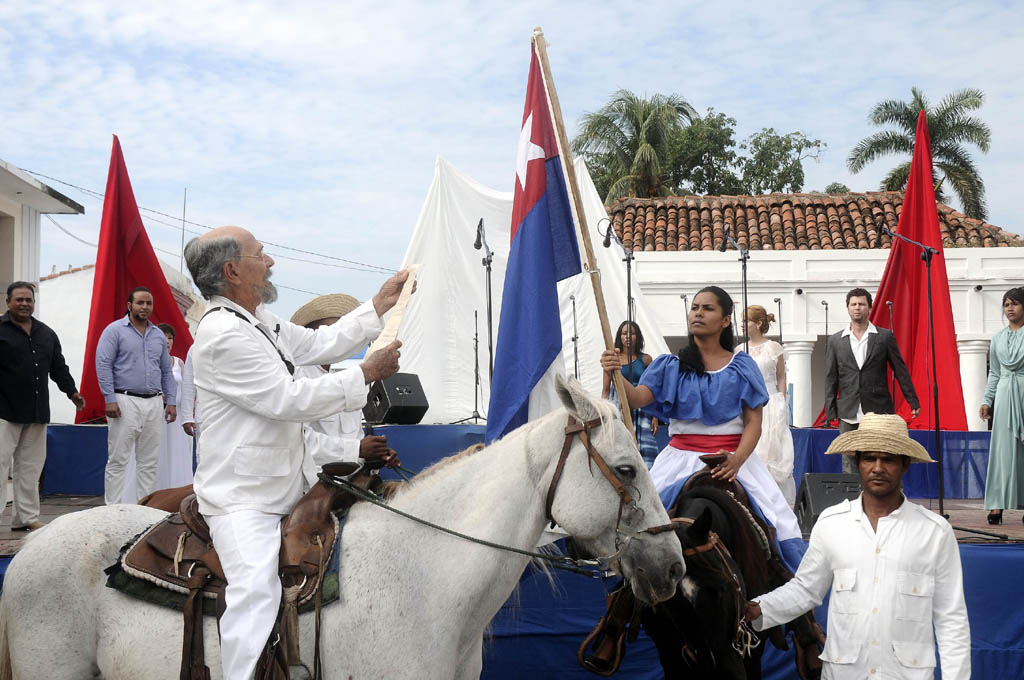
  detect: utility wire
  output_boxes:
[23,168,398,273]
[43,215,323,296]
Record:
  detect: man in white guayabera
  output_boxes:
[184,225,408,680]
[744,413,970,680]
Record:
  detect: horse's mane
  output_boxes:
[404,442,488,485]
[677,485,775,597]
[392,397,622,494]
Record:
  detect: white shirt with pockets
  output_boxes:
[753,495,970,680]
[191,295,382,517]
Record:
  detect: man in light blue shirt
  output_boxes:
[95,286,177,504]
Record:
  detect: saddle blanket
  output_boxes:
[104,517,345,617]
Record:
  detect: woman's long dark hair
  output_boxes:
[1003,287,1024,309]
[614,320,645,356]
[678,286,735,375]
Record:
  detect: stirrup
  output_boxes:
[577,585,635,677]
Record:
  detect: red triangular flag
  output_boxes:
[76,136,194,423]
[869,112,967,430]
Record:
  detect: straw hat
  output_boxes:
[290,293,360,328]
[824,412,934,463]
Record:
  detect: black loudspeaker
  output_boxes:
[363,373,428,425]
[795,473,862,538]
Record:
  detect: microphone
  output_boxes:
[773,297,781,303]
[719,227,729,252]
[473,218,483,250]
[603,225,613,249]
[875,222,886,249]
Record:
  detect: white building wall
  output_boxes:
[633,247,1024,431]
[38,261,203,424]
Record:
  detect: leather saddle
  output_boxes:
[120,461,379,680]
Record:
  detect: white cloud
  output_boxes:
[4,0,1022,318]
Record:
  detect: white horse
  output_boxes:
[0,376,683,679]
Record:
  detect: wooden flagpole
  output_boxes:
[531,27,635,438]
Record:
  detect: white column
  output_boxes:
[784,340,816,427]
[958,339,990,431]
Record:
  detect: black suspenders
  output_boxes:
[201,306,295,375]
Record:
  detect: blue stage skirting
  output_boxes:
[791,428,990,499]
[25,423,1013,677]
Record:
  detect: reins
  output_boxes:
[319,414,667,579]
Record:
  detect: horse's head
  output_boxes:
[540,374,684,605]
[674,498,750,657]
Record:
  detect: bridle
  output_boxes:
[661,517,760,656]
[544,416,639,536]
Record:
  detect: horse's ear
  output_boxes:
[689,507,713,540]
[554,373,600,422]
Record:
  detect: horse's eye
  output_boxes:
[615,465,636,481]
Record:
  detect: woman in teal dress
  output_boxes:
[981,287,1024,524]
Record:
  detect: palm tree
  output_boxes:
[847,87,991,220]
[571,90,697,204]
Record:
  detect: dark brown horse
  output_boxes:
[641,476,824,679]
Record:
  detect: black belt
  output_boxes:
[114,389,162,399]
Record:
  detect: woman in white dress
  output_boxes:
[121,325,192,502]
[742,305,796,504]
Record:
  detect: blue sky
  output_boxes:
[2,1,1021,318]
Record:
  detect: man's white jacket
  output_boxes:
[754,495,970,679]
[192,295,382,516]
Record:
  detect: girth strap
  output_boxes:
[181,567,212,680]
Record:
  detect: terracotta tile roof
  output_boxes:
[39,264,95,280]
[608,191,1024,251]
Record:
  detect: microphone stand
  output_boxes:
[821,299,829,336]
[570,294,580,379]
[452,311,485,424]
[875,224,1001,537]
[474,219,495,384]
[886,300,896,405]
[599,218,640,446]
[877,223,950,517]
[774,297,783,344]
[723,230,750,352]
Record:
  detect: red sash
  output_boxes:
[669,433,742,453]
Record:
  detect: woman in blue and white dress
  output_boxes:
[601,285,804,570]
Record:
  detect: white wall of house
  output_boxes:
[38,261,203,424]
[1,160,83,311]
[633,247,1024,431]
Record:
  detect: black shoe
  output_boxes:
[10,521,45,532]
[987,510,1003,525]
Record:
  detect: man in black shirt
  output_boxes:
[0,281,85,531]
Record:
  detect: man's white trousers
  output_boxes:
[206,509,284,680]
[104,393,163,504]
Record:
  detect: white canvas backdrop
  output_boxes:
[397,156,669,424]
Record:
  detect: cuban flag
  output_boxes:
[486,47,582,444]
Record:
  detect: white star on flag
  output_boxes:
[516,112,545,189]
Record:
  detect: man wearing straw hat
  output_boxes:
[744,413,970,679]
[290,293,398,485]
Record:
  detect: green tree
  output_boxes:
[571,90,697,204]
[824,182,850,193]
[668,108,746,195]
[847,87,991,219]
[740,128,824,194]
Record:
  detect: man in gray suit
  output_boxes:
[824,288,920,473]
